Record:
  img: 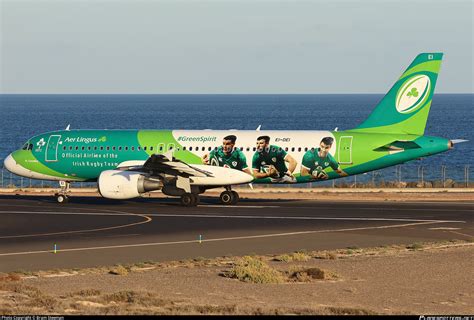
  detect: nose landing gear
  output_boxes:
[55,181,70,204]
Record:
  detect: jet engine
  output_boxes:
[98,170,163,199]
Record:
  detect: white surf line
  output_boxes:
[0,220,452,257]
[0,209,152,239]
[0,210,465,224]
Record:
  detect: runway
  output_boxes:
[0,195,472,272]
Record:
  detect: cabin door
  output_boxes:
[338,136,353,165]
[45,135,61,162]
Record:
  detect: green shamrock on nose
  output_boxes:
[407,88,419,98]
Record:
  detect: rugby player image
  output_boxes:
[300,136,348,180]
[201,135,252,176]
[252,135,297,183]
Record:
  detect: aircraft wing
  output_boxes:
[118,153,214,178]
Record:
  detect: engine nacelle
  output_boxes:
[98,170,163,200]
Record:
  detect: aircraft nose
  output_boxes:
[3,154,19,175]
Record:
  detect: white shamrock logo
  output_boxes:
[37,138,46,148]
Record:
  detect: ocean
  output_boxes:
[0,94,472,185]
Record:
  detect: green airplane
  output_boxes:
[4,53,466,206]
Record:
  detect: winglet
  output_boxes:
[65,124,71,131]
[256,125,261,131]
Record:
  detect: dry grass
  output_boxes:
[324,306,374,315]
[313,251,338,260]
[406,242,424,250]
[109,265,129,276]
[274,251,311,262]
[69,288,102,297]
[223,256,285,284]
[0,273,21,282]
[287,266,338,282]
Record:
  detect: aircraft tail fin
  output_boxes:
[353,53,443,136]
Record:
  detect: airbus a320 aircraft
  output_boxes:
[4,53,466,206]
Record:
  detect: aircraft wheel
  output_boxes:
[57,194,69,204]
[181,193,198,207]
[219,191,235,205]
[231,191,240,205]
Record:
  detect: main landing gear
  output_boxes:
[180,193,200,207]
[219,187,239,205]
[178,187,240,206]
[55,181,70,204]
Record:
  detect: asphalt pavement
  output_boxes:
[0,195,472,272]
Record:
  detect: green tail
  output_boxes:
[353,53,443,135]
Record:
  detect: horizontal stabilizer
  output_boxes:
[375,140,421,152]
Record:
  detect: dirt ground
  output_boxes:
[0,241,473,315]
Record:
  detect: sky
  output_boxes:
[0,0,472,94]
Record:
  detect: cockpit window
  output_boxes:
[28,144,33,150]
[22,143,29,150]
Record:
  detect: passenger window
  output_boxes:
[304,147,308,152]
[189,147,193,151]
[298,147,301,152]
[81,146,85,150]
[183,146,187,151]
[150,146,154,151]
[159,146,163,151]
[131,147,135,151]
[94,146,97,150]
[112,146,116,151]
[208,147,212,151]
[118,147,122,151]
[214,147,218,151]
[240,147,243,151]
[125,147,128,151]
[201,147,205,151]
[69,146,73,150]
[88,146,91,151]
[100,146,104,151]
[107,146,110,151]
[137,146,141,151]
[285,147,288,151]
[253,147,256,151]
[144,146,147,151]
[246,147,250,151]
[291,147,295,152]
[63,146,66,150]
